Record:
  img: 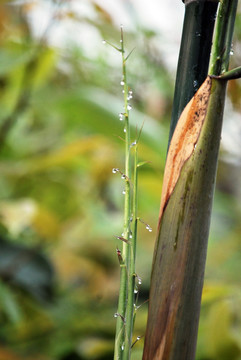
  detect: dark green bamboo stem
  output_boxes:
[143,1,238,359]
[168,0,218,148]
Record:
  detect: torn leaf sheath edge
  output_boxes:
[158,76,213,227]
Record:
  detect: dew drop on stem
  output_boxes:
[102,40,106,44]
[120,80,125,86]
[146,225,152,232]
[127,104,132,110]
[119,113,124,121]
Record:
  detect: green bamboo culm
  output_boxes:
[168,0,218,148]
[143,0,238,359]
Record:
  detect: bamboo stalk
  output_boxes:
[168,0,218,147]
[143,0,238,359]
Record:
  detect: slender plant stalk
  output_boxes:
[209,0,238,76]
[123,141,139,359]
[114,27,131,359]
[143,0,239,359]
[113,27,143,360]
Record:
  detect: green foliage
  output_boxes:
[0,1,240,359]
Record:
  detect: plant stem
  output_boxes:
[123,142,138,359]
[143,1,238,359]
[168,0,218,148]
[114,27,131,360]
[209,0,238,76]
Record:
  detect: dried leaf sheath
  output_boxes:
[159,77,212,223]
[143,77,227,360]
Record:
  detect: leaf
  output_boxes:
[0,281,23,324]
[158,77,212,221]
[137,161,151,168]
[0,49,34,76]
[30,48,57,90]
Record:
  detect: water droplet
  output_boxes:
[120,80,125,86]
[131,140,137,147]
[120,39,123,43]
[121,344,124,351]
[130,216,133,222]
[137,336,141,341]
[114,313,118,318]
[124,128,126,133]
[119,113,124,121]
[148,228,152,232]
[129,234,132,239]
[127,104,132,110]
[230,49,234,56]
[138,277,142,285]
[102,40,106,44]
[112,168,117,174]
[122,190,126,195]
[121,174,126,180]
[193,80,198,89]
[134,289,138,294]
[129,90,133,95]
[122,90,125,93]
[194,143,197,149]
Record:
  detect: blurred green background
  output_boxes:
[0,1,240,359]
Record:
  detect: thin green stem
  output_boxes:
[123,144,138,359]
[209,0,238,76]
[114,27,132,360]
[212,65,241,80]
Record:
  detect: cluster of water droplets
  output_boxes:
[193,79,198,91]
[145,224,152,232]
[119,113,124,121]
[112,167,119,174]
[112,168,129,196]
